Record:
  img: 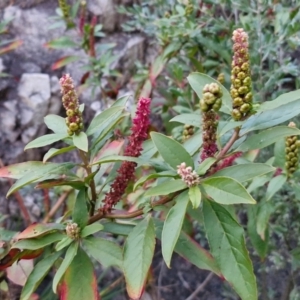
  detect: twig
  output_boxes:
[0,159,32,226]
[99,275,124,297]
[88,193,177,224]
[184,272,214,300]
[78,150,97,216]
[42,190,71,223]
[216,127,240,162]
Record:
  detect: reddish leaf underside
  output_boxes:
[51,56,80,70]
[16,223,65,240]
[59,247,100,300]
[0,40,23,55]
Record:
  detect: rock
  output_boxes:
[0,100,19,143]
[18,73,51,143]
[114,35,145,85]
[48,76,62,115]
[87,0,118,32]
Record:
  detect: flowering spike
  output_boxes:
[59,74,84,136]
[285,122,298,177]
[231,28,253,121]
[102,97,151,213]
[177,163,200,187]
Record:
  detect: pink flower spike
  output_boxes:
[102,97,151,213]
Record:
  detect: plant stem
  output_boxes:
[78,150,98,216]
[88,193,177,224]
[42,190,71,223]
[184,272,214,300]
[216,127,240,162]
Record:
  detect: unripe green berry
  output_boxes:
[66,109,74,117]
[232,109,241,120]
[238,86,248,95]
[241,62,249,71]
[234,79,241,88]
[69,122,79,132]
[243,77,251,86]
[233,97,243,107]
[231,89,239,98]
[237,72,246,80]
[240,103,250,113]
[204,92,216,105]
[244,92,253,102]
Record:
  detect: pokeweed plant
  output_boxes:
[45,0,120,101]
[1,27,300,300]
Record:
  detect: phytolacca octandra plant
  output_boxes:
[60,74,84,136]
[102,97,151,213]
[200,82,222,161]
[231,28,253,121]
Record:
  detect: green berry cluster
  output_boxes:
[58,0,70,20]
[59,74,84,136]
[200,83,223,112]
[285,122,299,177]
[230,28,253,121]
[185,1,193,16]
[217,73,225,84]
[182,125,194,141]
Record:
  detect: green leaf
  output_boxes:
[45,36,78,49]
[24,133,68,150]
[52,242,78,293]
[162,191,189,267]
[241,92,300,135]
[154,219,221,276]
[16,223,65,240]
[83,236,123,269]
[247,207,269,259]
[123,216,156,300]
[218,121,243,137]
[86,106,124,136]
[151,132,194,169]
[237,126,300,152]
[189,185,202,208]
[210,163,275,182]
[72,189,88,229]
[197,157,216,175]
[72,132,88,152]
[102,222,134,236]
[145,179,187,197]
[81,223,104,238]
[59,247,99,300]
[187,72,231,114]
[169,113,201,127]
[90,113,127,149]
[51,55,80,70]
[256,200,274,240]
[133,171,177,191]
[91,155,148,166]
[112,94,130,107]
[55,237,73,251]
[44,115,68,134]
[202,177,256,205]
[265,174,287,201]
[183,132,203,156]
[43,146,75,163]
[203,200,257,300]
[6,163,76,197]
[13,233,65,250]
[20,251,62,300]
[0,161,72,180]
[274,139,286,169]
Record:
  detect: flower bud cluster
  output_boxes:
[200,83,222,112]
[230,28,253,121]
[185,1,194,16]
[59,74,84,136]
[58,0,70,21]
[177,162,200,187]
[182,125,194,141]
[217,73,225,84]
[285,122,299,177]
[66,222,80,240]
